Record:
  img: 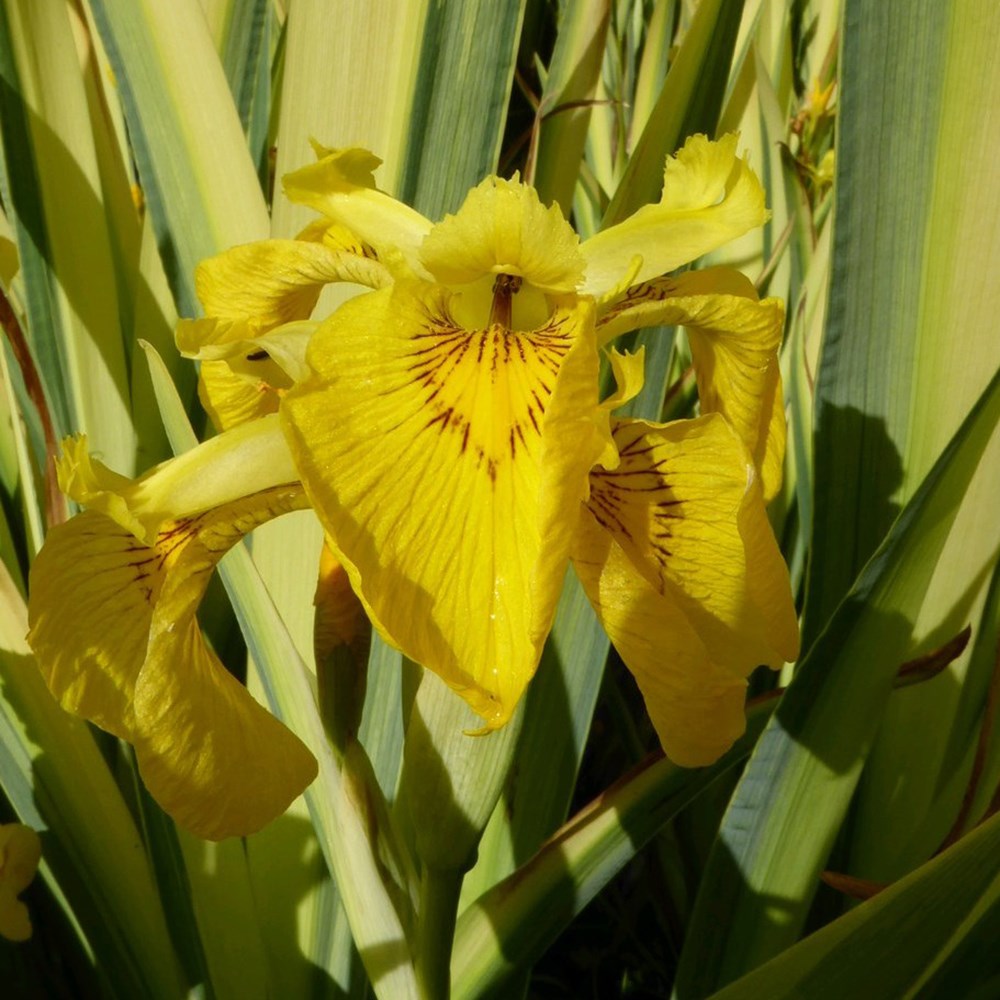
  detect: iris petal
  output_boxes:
[419,175,584,293]
[573,414,798,764]
[282,282,610,726]
[196,358,284,431]
[191,237,389,336]
[598,267,785,500]
[283,145,432,274]
[132,487,316,839]
[581,133,768,296]
[28,509,156,737]
[57,416,299,544]
[27,486,317,840]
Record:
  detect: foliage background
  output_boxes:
[0,0,999,997]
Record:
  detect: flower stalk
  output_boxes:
[415,865,465,1000]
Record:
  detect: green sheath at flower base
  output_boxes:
[397,670,525,873]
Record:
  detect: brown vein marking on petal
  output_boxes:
[394,299,573,487]
[152,485,307,577]
[598,278,681,328]
[587,423,682,582]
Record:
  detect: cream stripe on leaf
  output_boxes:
[282,281,609,728]
[27,486,317,841]
[573,413,798,766]
[598,267,786,501]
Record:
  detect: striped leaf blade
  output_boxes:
[803,0,1000,882]
[87,0,269,316]
[709,812,1000,1000]
[674,364,1000,996]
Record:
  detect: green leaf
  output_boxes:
[269,0,430,236]
[0,562,184,999]
[0,0,134,468]
[602,0,746,226]
[460,567,608,907]
[142,342,420,999]
[451,705,773,999]
[88,0,269,315]
[707,812,1000,1000]
[674,363,1000,995]
[530,0,610,216]
[804,0,1000,639]
[398,0,526,217]
[803,0,1000,883]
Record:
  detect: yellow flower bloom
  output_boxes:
[26,133,799,843]
[27,418,317,840]
[0,823,41,942]
[271,133,797,754]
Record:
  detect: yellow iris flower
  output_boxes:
[26,132,798,838]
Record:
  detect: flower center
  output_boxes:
[488,273,523,328]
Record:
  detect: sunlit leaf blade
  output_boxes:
[0,319,45,562]
[359,634,407,799]
[270,0,430,237]
[674,364,1000,996]
[203,0,268,133]
[529,0,610,216]
[628,0,672,145]
[803,0,1000,641]
[220,548,420,1000]
[130,795,216,995]
[88,0,269,315]
[175,833,271,1000]
[398,0,526,217]
[708,812,1000,1000]
[959,559,1000,827]
[452,706,773,1000]
[0,0,134,468]
[802,0,1000,881]
[264,8,439,988]
[460,569,606,907]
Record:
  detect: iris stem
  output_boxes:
[415,865,464,1000]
